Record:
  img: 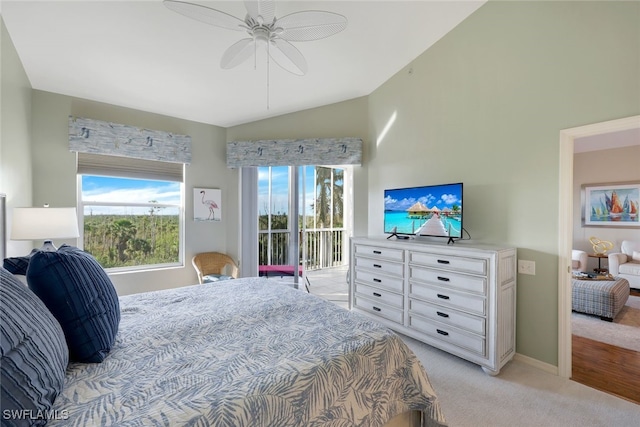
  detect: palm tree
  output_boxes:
[313,167,344,228]
[332,169,344,227]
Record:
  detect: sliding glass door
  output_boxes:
[257,165,350,289]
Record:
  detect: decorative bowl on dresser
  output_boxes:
[349,236,517,376]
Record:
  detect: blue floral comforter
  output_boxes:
[51,278,446,426]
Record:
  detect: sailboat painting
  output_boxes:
[584,183,639,227]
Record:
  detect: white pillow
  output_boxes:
[633,250,640,262]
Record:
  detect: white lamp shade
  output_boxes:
[11,207,80,241]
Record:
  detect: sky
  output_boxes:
[82,175,181,215]
[384,183,463,212]
[83,166,343,217]
[258,166,338,217]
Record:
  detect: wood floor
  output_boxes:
[572,334,640,405]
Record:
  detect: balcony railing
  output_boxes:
[259,229,346,271]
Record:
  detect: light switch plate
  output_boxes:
[518,260,536,275]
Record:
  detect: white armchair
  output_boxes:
[571,250,588,273]
[608,240,640,289]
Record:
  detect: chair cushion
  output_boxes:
[26,245,120,363]
[621,240,640,257]
[203,274,234,283]
[1,267,69,424]
[619,262,640,276]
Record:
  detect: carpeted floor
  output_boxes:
[571,295,640,351]
[400,333,640,426]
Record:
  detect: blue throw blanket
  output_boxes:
[51,277,446,426]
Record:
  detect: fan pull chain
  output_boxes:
[266,41,270,110]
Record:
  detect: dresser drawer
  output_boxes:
[409,282,486,316]
[410,266,486,295]
[408,314,486,357]
[355,257,404,277]
[355,282,403,308]
[355,244,404,262]
[409,298,485,335]
[410,251,486,275]
[353,295,403,325]
[354,269,404,293]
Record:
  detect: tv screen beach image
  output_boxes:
[384,183,462,237]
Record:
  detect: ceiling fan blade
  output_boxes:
[270,39,307,76]
[220,38,256,69]
[164,0,245,31]
[275,11,347,42]
[244,0,276,24]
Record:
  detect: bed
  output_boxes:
[1,255,446,427]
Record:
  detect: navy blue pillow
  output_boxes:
[2,250,37,275]
[1,267,68,426]
[26,245,120,363]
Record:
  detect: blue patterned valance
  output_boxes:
[227,137,362,168]
[69,116,191,164]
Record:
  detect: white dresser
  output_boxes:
[350,236,517,375]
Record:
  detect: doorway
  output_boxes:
[557,115,640,378]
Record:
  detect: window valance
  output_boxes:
[69,116,191,164]
[226,137,362,168]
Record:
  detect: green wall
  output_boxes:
[3,2,639,367]
[231,1,640,366]
[26,91,235,295]
[1,18,34,256]
[368,1,639,366]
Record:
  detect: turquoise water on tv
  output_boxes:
[384,211,462,237]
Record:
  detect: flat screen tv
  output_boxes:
[384,182,463,239]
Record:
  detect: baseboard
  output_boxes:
[514,353,558,376]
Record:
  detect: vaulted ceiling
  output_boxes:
[2,1,486,127]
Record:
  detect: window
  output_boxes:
[77,154,184,271]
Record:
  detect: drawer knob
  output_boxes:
[436,329,449,336]
[437,259,450,264]
[373,306,381,312]
[437,311,449,318]
[373,264,382,268]
[373,250,382,254]
[373,292,382,297]
[437,276,450,282]
[437,294,450,300]
[373,278,382,283]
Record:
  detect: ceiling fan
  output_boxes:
[163,0,348,76]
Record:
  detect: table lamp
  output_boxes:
[11,205,80,251]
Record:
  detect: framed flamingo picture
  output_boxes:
[583,182,639,227]
[194,188,222,222]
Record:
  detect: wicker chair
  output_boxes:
[192,252,239,284]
